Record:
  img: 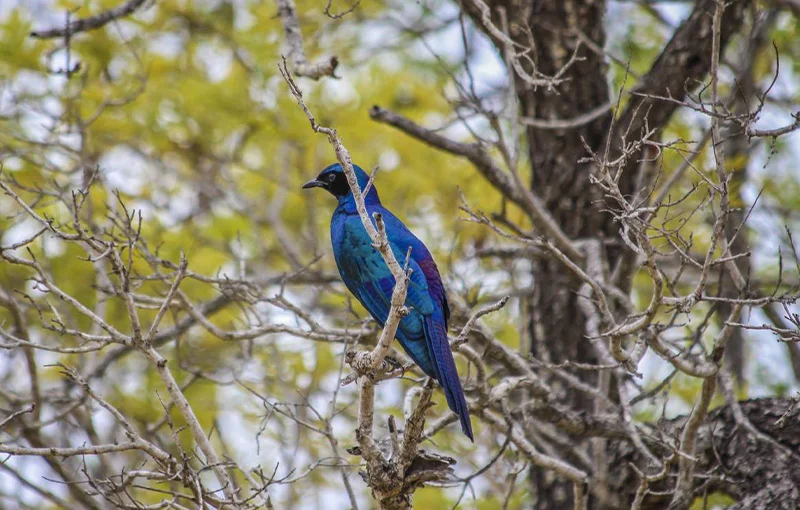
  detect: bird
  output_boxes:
[303,162,473,441]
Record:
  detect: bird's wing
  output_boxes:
[415,257,450,324]
[336,233,433,321]
[336,211,473,440]
[378,211,449,324]
[335,213,438,373]
[380,211,472,439]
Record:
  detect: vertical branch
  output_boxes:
[280,58,426,507]
[668,375,716,510]
[397,380,434,471]
[355,377,382,464]
[278,58,410,376]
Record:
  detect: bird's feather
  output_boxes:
[331,201,473,441]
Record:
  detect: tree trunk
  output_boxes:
[718,11,777,386]
[518,2,611,507]
[463,0,751,507]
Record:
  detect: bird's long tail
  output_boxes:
[424,316,474,441]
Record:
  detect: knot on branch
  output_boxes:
[345,349,376,376]
[294,56,339,80]
[346,381,449,507]
[342,350,406,386]
[404,450,457,486]
[347,424,457,506]
[356,446,457,497]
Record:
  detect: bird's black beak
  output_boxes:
[302,179,326,190]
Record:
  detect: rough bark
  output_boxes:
[515,2,612,507]
[609,398,800,510]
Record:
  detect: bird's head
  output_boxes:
[302,163,378,203]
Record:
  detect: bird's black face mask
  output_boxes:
[302,169,351,198]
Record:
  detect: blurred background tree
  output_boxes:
[1,0,800,509]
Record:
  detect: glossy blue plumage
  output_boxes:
[310,163,473,441]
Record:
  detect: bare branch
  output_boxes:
[369,106,583,260]
[30,0,150,38]
[276,0,339,79]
